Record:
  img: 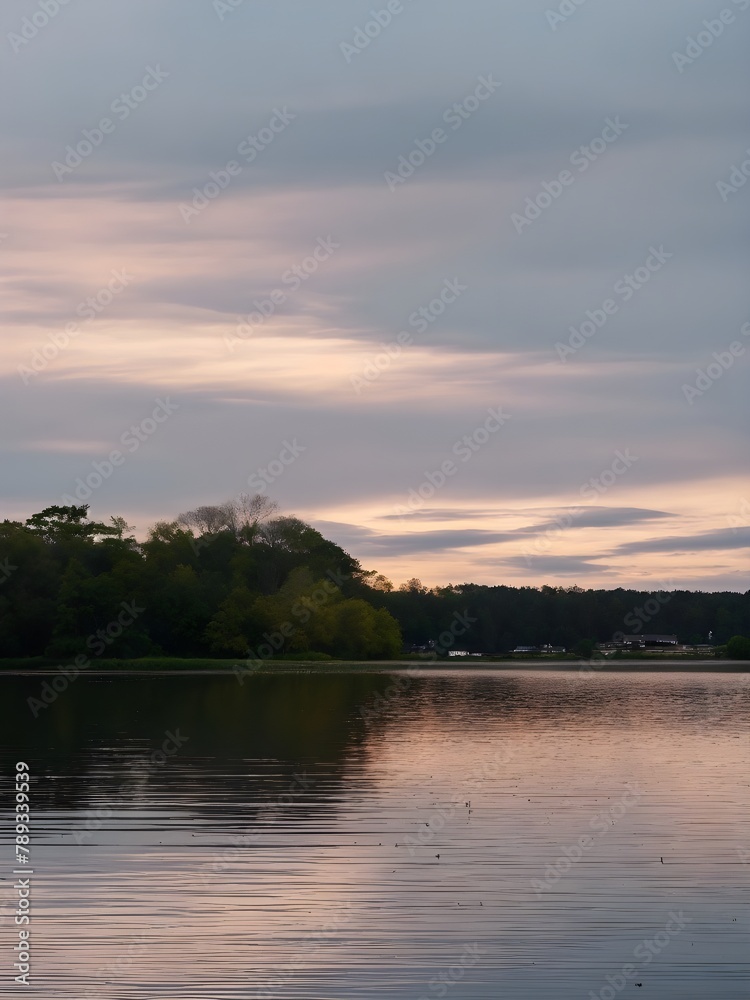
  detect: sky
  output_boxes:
[1,0,748,590]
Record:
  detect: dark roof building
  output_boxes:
[627,634,678,647]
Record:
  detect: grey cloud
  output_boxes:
[501,554,613,576]
[311,520,515,558]
[524,507,673,532]
[615,528,750,555]
[314,526,516,558]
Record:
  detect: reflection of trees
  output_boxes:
[1,673,747,832]
[1,674,390,829]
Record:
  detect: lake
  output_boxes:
[2,667,749,998]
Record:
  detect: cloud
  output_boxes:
[378,507,514,522]
[0,0,747,590]
[615,528,750,555]
[501,554,614,577]
[517,507,673,533]
[312,522,513,557]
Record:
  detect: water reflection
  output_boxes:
[1,669,748,998]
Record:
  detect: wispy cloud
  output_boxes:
[0,0,747,590]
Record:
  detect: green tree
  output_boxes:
[327,600,401,659]
[25,505,117,542]
[726,635,750,660]
[573,638,596,659]
[46,559,97,656]
[205,585,260,655]
[371,607,402,658]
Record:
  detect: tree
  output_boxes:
[142,521,199,572]
[325,600,402,659]
[252,568,341,653]
[223,493,278,542]
[573,638,596,659]
[109,516,134,540]
[372,607,402,657]
[177,504,231,536]
[177,493,277,544]
[46,559,96,656]
[205,585,260,655]
[726,635,750,660]
[25,505,117,542]
[258,516,320,553]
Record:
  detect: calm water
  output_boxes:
[1,668,749,998]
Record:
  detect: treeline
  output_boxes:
[1,499,748,662]
[375,579,750,653]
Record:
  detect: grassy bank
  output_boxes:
[0,654,330,672]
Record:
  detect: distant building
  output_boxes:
[512,644,566,654]
[627,634,678,648]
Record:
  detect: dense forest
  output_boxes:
[1,497,748,661]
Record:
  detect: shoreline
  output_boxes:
[0,659,747,676]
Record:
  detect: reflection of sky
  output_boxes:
[1,0,749,590]
[4,672,749,996]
